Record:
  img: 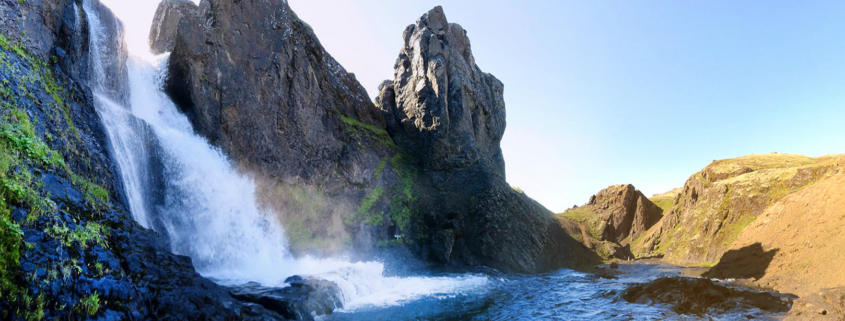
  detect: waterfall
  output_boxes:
[84,0,291,282]
[84,0,489,311]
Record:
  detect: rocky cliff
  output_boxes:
[159,2,598,272]
[161,0,399,254]
[0,1,330,319]
[373,6,598,272]
[557,184,663,259]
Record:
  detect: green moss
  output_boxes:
[358,186,383,217]
[46,222,108,250]
[341,116,396,149]
[373,159,388,181]
[75,292,99,316]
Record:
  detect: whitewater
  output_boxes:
[83,0,489,313]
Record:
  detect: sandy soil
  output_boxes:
[716,171,845,319]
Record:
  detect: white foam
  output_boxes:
[87,0,490,310]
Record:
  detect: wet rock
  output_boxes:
[148,0,197,54]
[229,277,343,320]
[162,0,395,254]
[622,277,793,315]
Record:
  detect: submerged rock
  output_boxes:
[622,277,793,315]
[229,276,343,320]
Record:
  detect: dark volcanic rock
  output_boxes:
[148,0,197,54]
[0,0,70,58]
[622,277,793,315]
[163,0,397,254]
[375,6,505,174]
[230,276,343,320]
[375,6,599,273]
[0,1,286,319]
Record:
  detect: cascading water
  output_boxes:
[82,0,489,312]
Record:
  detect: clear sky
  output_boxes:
[106,0,845,213]
[290,0,845,212]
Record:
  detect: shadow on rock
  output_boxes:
[702,243,778,280]
[621,277,793,315]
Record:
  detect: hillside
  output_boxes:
[706,171,845,318]
[631,153,845,265]
[557,184,664,260]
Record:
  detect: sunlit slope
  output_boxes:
[632,153,845,264]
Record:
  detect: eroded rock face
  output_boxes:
[164,0,398,254]
[622,277,793,315]
[376,6,506,173]
[376,6,598,273]
[557,184,662,260]
[589,184,663,243]
[148,0,197,55]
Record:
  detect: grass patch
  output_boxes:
[649,195,675,213]
[341,116,396,149]
[75,292,99,316]
[46,222,109,250]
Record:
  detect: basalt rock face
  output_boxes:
[0,1,302,319]
[164,0,399,254]
[375,6,506,174]
[148,0,196,55]
[375,7,598,273]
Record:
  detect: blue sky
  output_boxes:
[289,0,845,212]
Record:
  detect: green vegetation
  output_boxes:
[351,153,419,238]
[340,115,396,149]
[46,222,109,250]
[649,194,676,213]
[0,33,113,318]
[75,293,99,316]
[557,206,601,240]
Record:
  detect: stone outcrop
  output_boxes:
[586,184,663,243]
[163,0,399,254]
[160,2,599,272]
[557,184,663,259]
[374,6,598,272]
[622,277,793,315]
[148,0,197,55]
[375,6,506,174]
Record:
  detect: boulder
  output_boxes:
[622,277,793,315]
[229,276,343,320]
